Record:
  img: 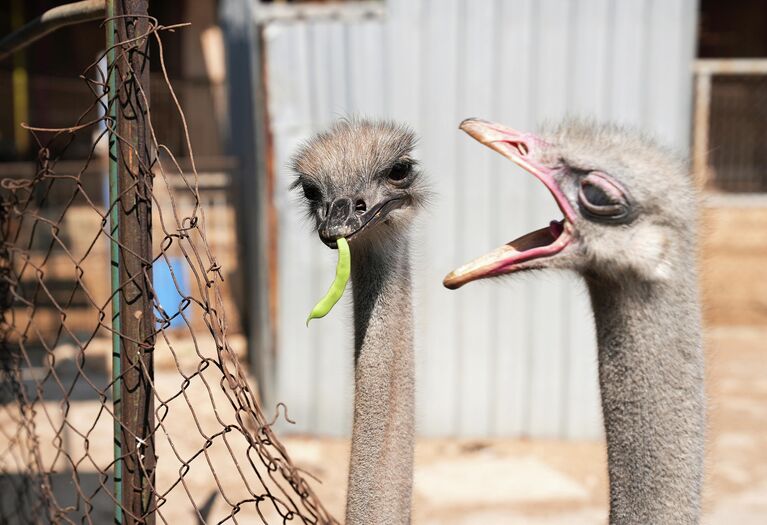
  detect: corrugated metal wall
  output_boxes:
[266,0,698,438]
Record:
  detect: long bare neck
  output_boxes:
[587,267,705,525]
[345,240,415,525]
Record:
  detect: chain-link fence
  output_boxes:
[0,4,335,524]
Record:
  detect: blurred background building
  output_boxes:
[1,0,765,442]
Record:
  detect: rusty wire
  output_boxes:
[0,15,336,525]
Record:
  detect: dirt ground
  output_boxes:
[701,203,767,326]
[284,326,767,524]
[1,328,764,523]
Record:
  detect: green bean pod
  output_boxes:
[306,237,351,325]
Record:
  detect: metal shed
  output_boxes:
[260,0,698,438]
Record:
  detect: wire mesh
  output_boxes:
[708,74,767,193]
[0,14,336,525]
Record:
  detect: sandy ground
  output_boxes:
[701,204,767,326]
[284,326,767,524]
[1,326,764,523]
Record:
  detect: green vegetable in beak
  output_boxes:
[306,237,351,325]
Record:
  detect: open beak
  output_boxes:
[443,118,576,289]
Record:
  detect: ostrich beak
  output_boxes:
[443,118,576,289]
[319,196,407,248]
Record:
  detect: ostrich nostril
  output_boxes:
[355,199,367,214]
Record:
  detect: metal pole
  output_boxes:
[0,0,105,62]
[9,0,30,156]
[111,1,155,522]
[105,2,123,522]
[219,0,276,409]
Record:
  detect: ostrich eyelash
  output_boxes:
[289,173,313,190]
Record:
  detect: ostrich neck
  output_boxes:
[587,269,705,525]
[345,240,414,525]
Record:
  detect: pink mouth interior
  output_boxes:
[548,219,564,238]
[497,220,566,271]
[443,119,576,289]
[443,219,571,289]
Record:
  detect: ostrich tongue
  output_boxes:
[306,237,351,325]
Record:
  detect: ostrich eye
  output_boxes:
[301,181,322,203]
[578,172,636,224]
[388,161,412,182]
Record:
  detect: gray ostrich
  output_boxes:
[444,119,705,524]
[291,119,429,525]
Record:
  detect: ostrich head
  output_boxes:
[291,119,428,250]
[444,118,696,288]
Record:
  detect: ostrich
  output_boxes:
[291,119,428,524]
[444,119,705,524]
